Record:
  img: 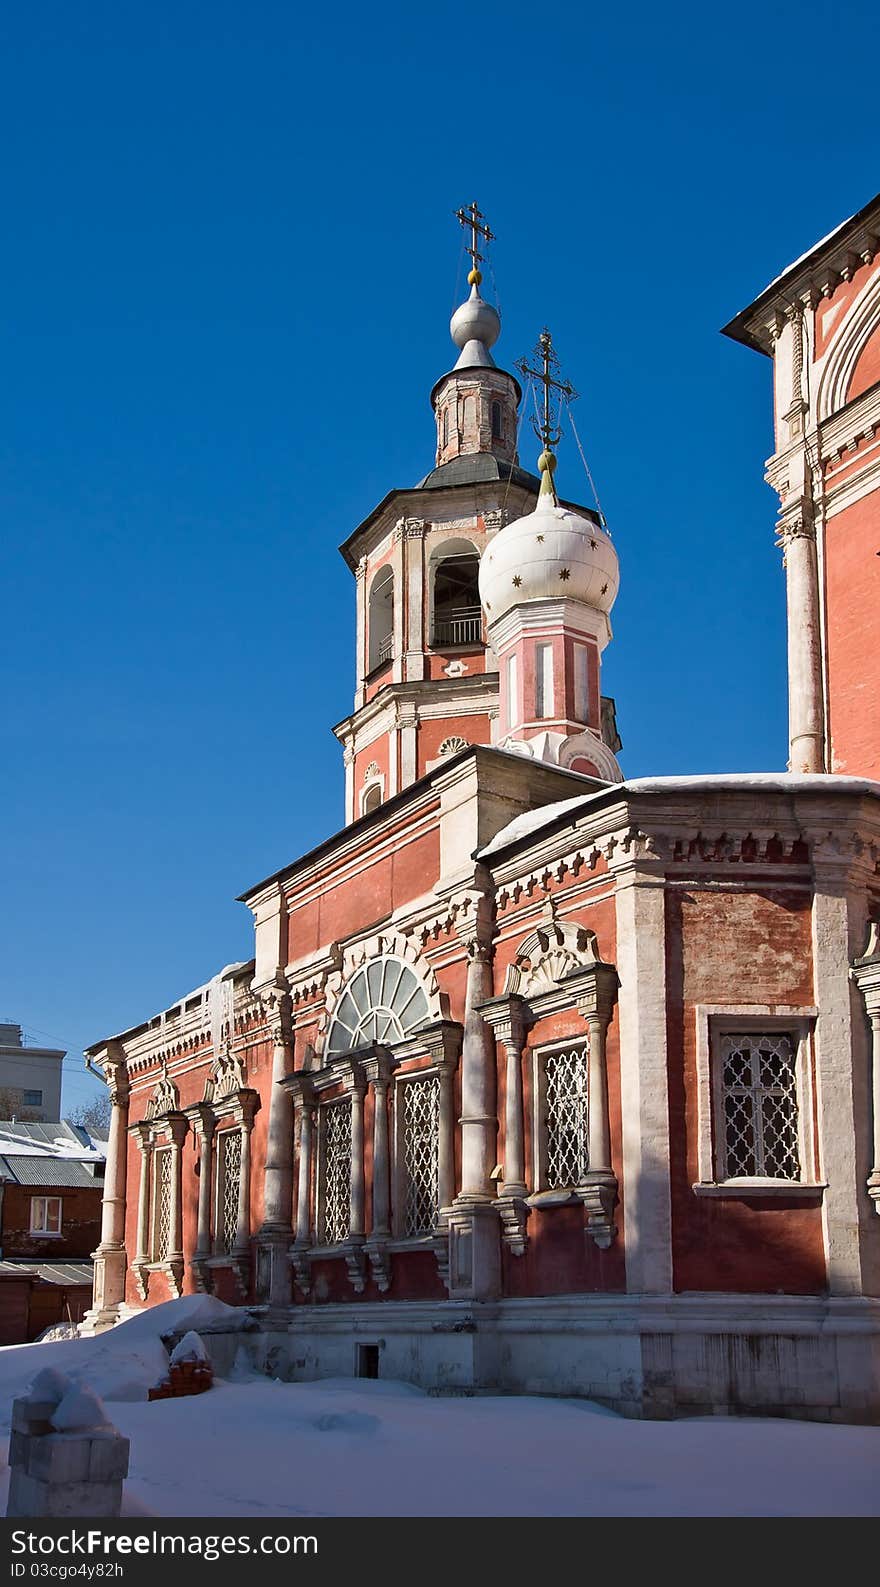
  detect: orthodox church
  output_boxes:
[84,196,880,1421]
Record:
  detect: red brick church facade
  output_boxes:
[84,197,880,1420]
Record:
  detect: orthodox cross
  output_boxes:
[455,200,495,282]
[516,328,578,454]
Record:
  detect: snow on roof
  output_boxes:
[478,773,880,857]
[0,1122,106,1162]
[95,960,251,1050]
[761,214,855,295]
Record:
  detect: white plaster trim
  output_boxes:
[817,269,880,421]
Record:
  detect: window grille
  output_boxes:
[152,1147,172,1261]
[401,1074,440,1236]
[720,1032,800,1179]
[320,1101,352,1245]
[217,1128,242,1254]
[545,1045,589,1188]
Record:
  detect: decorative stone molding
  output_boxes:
[503,910,608,1000]
[438,736,469,757]
[850,921,880,1215]
[477,994,531,1256]
[202,1050,246,1104]
[487,907,620,1253]
[144,1059,179,1121]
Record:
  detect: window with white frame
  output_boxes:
[693,1010,820,1192]
[30,1195,62,1235]
[319,1099,352,1245]
[150,1145,173,1261]
[215,1127,242,1255]
[717,1030,801,1181]
[399,1072,440,1237]
[533,1041,590,1190]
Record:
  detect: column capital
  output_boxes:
[358,1045,396,1087]
[102,1042,130,1108]
[566,961,620,1028]
[183,1102,216,1140]
[254,982,293,1049]
[281,1072,315,1106]
[165,1111,189,1148]
[476,993,530,1053]
[408,1019,463,1071]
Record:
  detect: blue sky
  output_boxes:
[2,1,878,1113]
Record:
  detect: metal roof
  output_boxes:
[0,1155,104,1188]
[0,1259,93,1285]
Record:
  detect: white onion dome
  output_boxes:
[478,474,619,628]
[449,283,501,368]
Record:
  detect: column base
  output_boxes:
[254,1231,294,1307]
[867,1171,880,1215]
[446,1199,501,1299]
[291,1242,312,1296]
[83,1245,128,1329]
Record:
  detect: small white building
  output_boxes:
[0,1024,64,1122]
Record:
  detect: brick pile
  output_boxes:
[148,1358,213,1400]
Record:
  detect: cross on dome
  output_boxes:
[454,200,495,287]
[515,328,578,501]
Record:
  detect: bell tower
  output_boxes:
[334,205,543,823]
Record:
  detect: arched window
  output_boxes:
[361,782,382,815]
[367,566,394,672]
[491,400,503,440]
[326,957,430,1057]
[431,545,481,648]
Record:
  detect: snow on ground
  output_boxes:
[0,1300,877,1517]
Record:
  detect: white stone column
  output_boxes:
[348,1079,366,1241]
[370,1074,391,1237]
[234,1110,255,1258]
[82,1048,130,1332]
[437,1059,456,1211]
[166,1114,188,1294]
[354,556,368,710]
[132,1125,153,1267]
[457,902,497,1200]
[255,985,295,1307]
[612,853,673,1294]
[585,1013,612,1174]
[363,1050,394,1292]
[448,892,500,1299]
[399,706,418,791]
[404,518,426,683]
[809,843,879,1294]
[780,520,825,773]
[193,1110,214,1261]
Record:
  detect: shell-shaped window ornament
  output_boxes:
[326,957,430,1057]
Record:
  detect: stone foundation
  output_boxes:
[170,1293,880,1423]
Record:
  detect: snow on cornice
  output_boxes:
[478,772,880,858]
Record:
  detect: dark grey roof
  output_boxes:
[0,1260,93,1285]
[0,1156,104,1188]
[415,455,543,491]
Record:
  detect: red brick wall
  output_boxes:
[1,1184,102,1260]
[825,490,880,778]
[667,883,826,1295]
